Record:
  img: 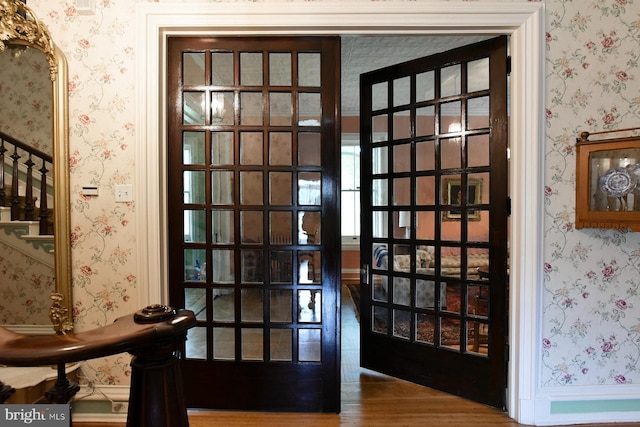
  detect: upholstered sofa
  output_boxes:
[372,244,489,308]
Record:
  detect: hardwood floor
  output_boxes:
[72,286,630,427]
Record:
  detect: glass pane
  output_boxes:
[416,106,435,137]
[393,309,410,340]
[468,320,489,355]
[298,329,321,362]
[213,327,234,360]
[440,247,461,278]
[183,132,205,165]
[372,306,388,334]
[270,92,293,126]
[184,210,206,243]
[468,134,490,168]
[183,52,205,86]
[372,146,388,174]
[416,314,435,345]
[298,289,321,322]
[392,244,410,272]
[441,64,461,97]
[240,171,263,205]
[211,52,234,86]
[184,249,205,281]
[299,251,320,284]
[270,53,291,86]
[298,133,321,166]
[372,211,388,238]
[416,70,434,102]
[467,57,489,93]
[300,211,321,244]
[468,96,489,129]
[372,275,388,302]
[393,143,411,173]
[392,177,410,206]
[270,172,293,205]
[240,52,263,85]
[240,132,263,165]
[211,249,234,283]
[242,249,263,283]
[372,114,389,141]
[416,211,435,240]
[444,283,461,313]
[211,91,232,125]
[469,174,487,205]
[441,318,461,351]
[270,289,293,323]
[271,251,292,283]
[186,327,206,359]
[372,179,388,206]
[299,172,321,205]
[442,175,462,205]
[372,81,387,111]
[416,140,435,171]
[468,248,490,278]
[183,92,205,125]
[416,279,437,309]
[240,210,263,244]
[395,211,411,239]
[269,132,292,166]
[298,92,321,126]
[416,176,435,205]
[393,111,410,140]
[241,288,263,322]
[212,288,234,321]
[270,211,292,244]
[211,170,234,205]
[298,53,321,87]
[393,76,410,107]
[469,210,489,242]
[270,329,293,361]
[468,284,489,316]
[393,277,410,306]
[241,92,263,125]
[441,137,462,170]
[185,288,206,320]
[182,171,205,204]
[241,328,263,361]
[211,132,234,166]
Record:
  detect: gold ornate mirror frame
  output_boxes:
[0,0,72,332]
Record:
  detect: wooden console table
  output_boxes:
[0,305,196,427]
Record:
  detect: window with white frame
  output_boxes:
[341,135,360,247]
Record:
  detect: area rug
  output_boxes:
[346,283,482,346]
[345,283,361,321]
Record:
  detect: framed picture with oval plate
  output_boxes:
[575,130,640,231]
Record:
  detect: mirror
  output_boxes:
[0,0,72,332]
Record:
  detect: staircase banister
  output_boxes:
[0,130,53,164]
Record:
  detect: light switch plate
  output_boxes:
[115,184,133,202]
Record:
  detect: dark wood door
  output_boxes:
[360,36,509,409]
[167,36,341,412]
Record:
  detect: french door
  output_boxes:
[360,36,509,409]
[166,36,341,412]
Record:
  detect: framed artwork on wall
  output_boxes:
[443,177,483,221]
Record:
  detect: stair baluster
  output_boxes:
[10,147,20,221]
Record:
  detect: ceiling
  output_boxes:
[340,35,493,116]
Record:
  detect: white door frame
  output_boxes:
[134,2,545,424]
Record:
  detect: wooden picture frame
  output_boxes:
[443,177,482,221]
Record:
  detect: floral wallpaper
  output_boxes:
[543,0,640,387]
[0,241,54,325]
[22,0,640,402]
[0,48,52,156]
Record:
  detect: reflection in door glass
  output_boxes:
[298,290,321,323]
[298,329,321,362]
[183,53,205,85]
[213,327,234,360]
[298,53,321,87]
[299,172,321,205]
[242,328,263,361]
[270,329,293,361]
